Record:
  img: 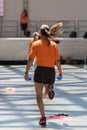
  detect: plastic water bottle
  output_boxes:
[27,74,33,81]
[28,77,33,81]
[57,75,62,80]
[30,67,34,72]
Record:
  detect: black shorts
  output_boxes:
[21,23,28,31]
[34,66,55,84]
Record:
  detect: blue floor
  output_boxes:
[0,64,87,130]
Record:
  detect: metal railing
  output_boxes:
[0,20,38,37]
[77,20,87,37]
[0,20,19,37]
[20,20,38,37]
[0,20,87,38]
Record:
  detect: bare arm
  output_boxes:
[55,60,62,76]
[24,58,34,80]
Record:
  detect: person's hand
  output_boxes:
[57,75,62,80]
[24,72,28,80]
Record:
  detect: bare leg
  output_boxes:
[44,84,49,99]
[24,30,26,36]
[34,82,45,117]
[33,58,37,70]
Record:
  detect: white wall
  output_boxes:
[29,0,87,21]
[2,0,87,21]
[3,0,23,20]
[0,38,87,60]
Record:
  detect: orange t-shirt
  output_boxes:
[28,39,60,68]
[29,39,34,49]
[20,14,28,24]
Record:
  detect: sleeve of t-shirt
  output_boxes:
[29,40,33,48]
[54,44,60,60]
[28,44,36,59]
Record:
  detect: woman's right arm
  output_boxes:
[55,60,62,77]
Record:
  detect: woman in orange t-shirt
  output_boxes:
[20,9,29,36]
[25,24,62,126]
[28,32,40,69]
[28,32,40,53]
